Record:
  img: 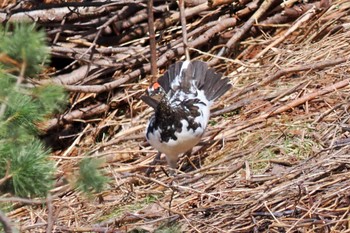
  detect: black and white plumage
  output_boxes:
[142,60,231,169]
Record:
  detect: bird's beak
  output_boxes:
[141,95,160,109]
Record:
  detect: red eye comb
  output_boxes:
[152,82,161,89]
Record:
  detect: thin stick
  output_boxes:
[254,6,317,59]
[179,0,190,61]
[0,210,14,233]
[226,0,276,51]
[145,151,162,176]
[147,0,158,82]
[232,56,350,99]
[268,78,350,117]
[46,194,53,233]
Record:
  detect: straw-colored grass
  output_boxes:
[2,0,350,232]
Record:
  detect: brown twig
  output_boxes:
[63,18,237,93]
[0,5,118,23]
[209,0,277,66]
[40,103,109,131]
[0,161,12,186]
[204,161,244,191]
[0,197,45,205]
[233,56,350,99]
[253,6,317,59]
[147,0,158,82]
[0,210,14,233]
[179,0,190,61]
[46,194,54,233]
[10,1,350,231]
[268,78,350,117]
[209,0,235,7]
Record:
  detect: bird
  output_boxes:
[141,60,231,172]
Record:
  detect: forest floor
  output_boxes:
[3,0,350,232]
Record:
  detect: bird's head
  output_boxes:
[141,82,167,109]
[146,82,166,101]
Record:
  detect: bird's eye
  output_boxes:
[148,82,163,96]
[151,82,161,91]
[146,82,166,102]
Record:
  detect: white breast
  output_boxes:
[147,102,210,157]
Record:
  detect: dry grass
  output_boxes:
[4,0,350,232]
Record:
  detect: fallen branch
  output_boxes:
[63,17,237,93]
[0,210,13,233]
[0,6,115,23]
[254,6,317,59]
[40,103,109,131]
[209,0,277,66]
[221,76,350,140]
[268,77,350,116]
[233,56,350,98]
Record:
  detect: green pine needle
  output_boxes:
[33,84,67,115]
[76,158,109,194]
[0,70,14,98]
[4,91,42,135]
[0,23,68,198]
[0,23,49,76]
[0,139,55,197]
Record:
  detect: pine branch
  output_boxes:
[0,23,67,197]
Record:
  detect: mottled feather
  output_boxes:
[142,60,232,170]
[156,61,231,103]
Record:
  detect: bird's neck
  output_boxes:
[155,99,175,119]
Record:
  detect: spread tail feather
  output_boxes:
[158,61,231,101]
